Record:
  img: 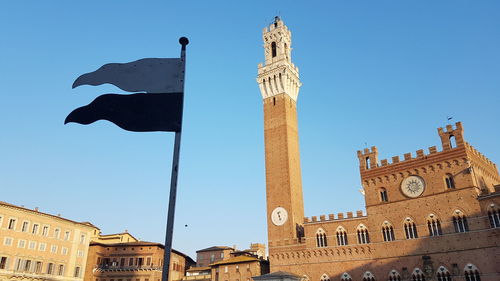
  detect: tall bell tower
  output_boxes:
[257,17,304,245]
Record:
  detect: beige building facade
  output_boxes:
[84,233,194,281]
[258,18,500,281]
[0,201,99,281]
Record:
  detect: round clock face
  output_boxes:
[401,176,425,198]
[271,207,288,226]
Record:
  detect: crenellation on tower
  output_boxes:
[357,146,379,170]
[438,122,465,150]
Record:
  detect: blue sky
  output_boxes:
[1,1,499,258]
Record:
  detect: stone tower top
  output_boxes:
[257,17,302,101]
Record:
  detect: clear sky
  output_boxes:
[1,1,499,258]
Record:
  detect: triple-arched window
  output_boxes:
[362,271,375,281]
[382,221,395,242]
[320,273,330,281]
[452,210,469,233]
[436,266,451,281]
[357,224,370,244]
[404,217,418,239]
[316,229,328,248]
[336,226,348,246]
[388,270,401,281]
[488,205,500,228]
[464,264,481,281]
[340,273,352,281]
[427,214,442,236]
[412,268,426,281]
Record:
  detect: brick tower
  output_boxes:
[257,17,304,245]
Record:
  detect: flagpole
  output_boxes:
[162,37,189,281]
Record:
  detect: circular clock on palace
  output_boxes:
[401,175,425,198]
[271,207,288,226]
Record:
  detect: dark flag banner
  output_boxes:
[72,58,183,93]
[65,93,183,132]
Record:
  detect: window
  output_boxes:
[146,257,151,266]
[404,218,418,239]
[220,252,224,258]
[64,231,70,241]
[336,227,348,246]
[388,270,401,281]
[58,264,65,275]
[35,261,43,273]
[464,264,481,281]
[80,234,86,244]
[74,266,81,277]
[24,260,32,271]
[224,266,228,273]
[8,218,16,230]
[452,210,469,233]
[340,273,352,281]
[32,224,39,234]
[427,215,442,236]
[22,221,29,232]
[4,237,13,246]
[129,258,134,266]
[357,224,370,244]
[445,174,455,189]
[380,188,388,202]
[362,271,375,281]
[42,226,49,236]
[29,241,36,249]
[120,258,125,267]
[436,266,451,281]
[449,135,457,149]
[320,274,330,281]
[411,268,425,281]
[488,206,500,228]
[54,228,60,239]
[236,265,239,272]
[382,222,395,242]
[51,245,58,253]
[62,247,68,255]
[18,239,26,248]
[47,263,54,274]
[210,254,215,262]
[316,228,328,247]
[271,42,277,57]
[0,257,7,269]
[39,243,46,251]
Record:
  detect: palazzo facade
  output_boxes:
[257,17,500,281]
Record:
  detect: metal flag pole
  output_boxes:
[162,37,189,281]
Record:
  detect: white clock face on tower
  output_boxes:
[271,207,288,226]
[401,176,425,198]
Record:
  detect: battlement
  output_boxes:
[262,16,290,33]
[357,122,473,172]
[303,210,366,224]
[465,142,496,168]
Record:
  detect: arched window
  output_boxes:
[404,217,418,239]
[380,188,388,202]
[488,205,500,228]
[320,274,330,281]
[340,273,352,281]
[411,268,426,281]
[382,221,395,242]
[449,135,457,149]
[316,229,328,248]
[363,271,375,281]
[336,226,348,246]
[388,270,401,281]
[427,214,442,236]
[436,266,451,281]
[464,264,481,281]
[271,42,277,57]
[356,224,370,244]
[444,174,455,189]
[452,210,469,233]
[366,157,371,169]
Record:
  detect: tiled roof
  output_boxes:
[196,246,233,253]
[0,201,98,229]
[209,256,260,266]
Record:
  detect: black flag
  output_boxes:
[65,93,183,132]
